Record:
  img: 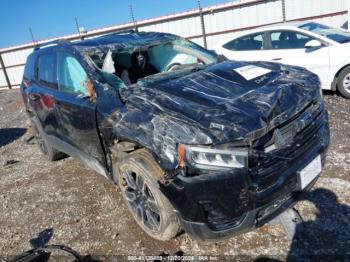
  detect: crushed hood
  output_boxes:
[119,60,321,145]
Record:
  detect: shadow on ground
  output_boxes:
[287,188,350,261]
[0,128,27,147]
[256,188,350,261]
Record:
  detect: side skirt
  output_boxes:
[48,135,109,178]
[32,117,109,178]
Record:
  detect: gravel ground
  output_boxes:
[0,89,349,261]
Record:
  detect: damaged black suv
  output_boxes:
[20,30,330,241]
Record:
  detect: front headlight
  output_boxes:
[178,144,248,169]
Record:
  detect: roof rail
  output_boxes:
[112,29,136,35]
[100,29,137,38]
[34,39,71,51]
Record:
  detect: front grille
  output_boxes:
[248,101,327,192]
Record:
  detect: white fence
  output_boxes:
[0,0,348,89]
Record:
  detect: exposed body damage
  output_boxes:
[21,31,330,241]
[107,61,321,170]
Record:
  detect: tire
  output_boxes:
[116,149,181,241]
[337,66,350,99]
[31,121,65,161]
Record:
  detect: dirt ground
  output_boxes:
[0,89,349,261]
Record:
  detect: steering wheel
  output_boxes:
[166,63,182,72]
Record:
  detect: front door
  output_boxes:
[55,50,106,174]
[265,30,331,88]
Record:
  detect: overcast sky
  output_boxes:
[0,0,230,48]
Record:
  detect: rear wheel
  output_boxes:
[32,121,65,161]
[116,149,180,241]
[337,66,350,99]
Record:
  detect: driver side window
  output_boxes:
[57,52,87,94]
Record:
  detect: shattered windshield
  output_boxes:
[299,22,350,43]
[85,36,219,88]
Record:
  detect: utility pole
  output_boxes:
[75,17,81,37]
[29,27,36,44]
[75,17,87,39]
[197,0,207,48]
[129,4,138,32]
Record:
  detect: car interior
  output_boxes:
[224,31,313,51]
[270,31,312,49]
[224,33,264,51]
[88,43,203,85]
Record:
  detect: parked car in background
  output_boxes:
[20,30,329,241]
[215,22,350,98]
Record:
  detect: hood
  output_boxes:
[119,60,321,145]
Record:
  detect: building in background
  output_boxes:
[0,0,349,90]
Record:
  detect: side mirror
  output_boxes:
[305,39,323,48]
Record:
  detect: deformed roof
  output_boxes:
[72,31,178,51]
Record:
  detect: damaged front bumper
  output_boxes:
[160,105,330,241]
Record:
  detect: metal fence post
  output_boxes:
[0,53,12,89]
[197,0,208,48]
[281,0,286,22]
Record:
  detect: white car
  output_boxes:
[215,22,350,98]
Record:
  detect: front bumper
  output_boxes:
[178,175,319,241]
[160,107,330,241]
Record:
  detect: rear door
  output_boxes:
[24,49,61,138]
[265,30,331,87]
[54,49,106,173]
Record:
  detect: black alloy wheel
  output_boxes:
[115,149,181,241]
[120,170,161,232]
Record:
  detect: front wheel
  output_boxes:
[337,66,350,99]
[116,149,180,241]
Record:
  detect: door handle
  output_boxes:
[29,93,40,101]
[272,58,282,61]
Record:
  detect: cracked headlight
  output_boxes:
[177,144,248,169]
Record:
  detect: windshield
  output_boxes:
[86,36,219,87]
[299,22,350,43]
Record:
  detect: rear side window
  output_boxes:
[23,53,37,80]
[223,33,265,51]
[57,52,87,95]
[37,53,57,89]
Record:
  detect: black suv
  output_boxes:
[20,30,330,241]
